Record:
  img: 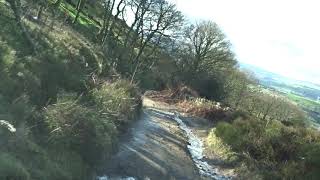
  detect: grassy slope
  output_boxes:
[286,93,320,109]
[58,1,101,27]
[0,1,140,179]
[284,92,320,125]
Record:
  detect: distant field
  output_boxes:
[241,63,320,125]
[260,84,320,125]
[283,92,320,125]
[286,92,320,109]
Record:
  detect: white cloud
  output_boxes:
[169,0,320,84]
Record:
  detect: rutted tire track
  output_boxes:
[147,108,231,180]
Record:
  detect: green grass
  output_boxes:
[286,93,320,109]
[58,2,100,27]
[285,92,320,125]
[46,0,100,27]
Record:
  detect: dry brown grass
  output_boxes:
[177,99,228,120]
[144,86,232,121]
[144,85,199,102]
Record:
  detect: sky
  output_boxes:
[168,0,320,85]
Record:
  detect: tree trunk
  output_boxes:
[130,61,142,84]
[6,0,37,53]
[102,0,124,45]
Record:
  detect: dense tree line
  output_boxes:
[3,0,239,92]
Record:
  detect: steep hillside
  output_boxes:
[0,1,141,179]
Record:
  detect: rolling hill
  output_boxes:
[240,63,320,125]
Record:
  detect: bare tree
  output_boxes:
[98,0,116,42]
[102,0,126,45]
[128,0,183,82]
[183,21,235,73]
[224,70,255,108]
[97,0,183,82]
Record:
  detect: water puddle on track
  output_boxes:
[148,108,231,180]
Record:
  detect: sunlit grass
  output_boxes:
[59,2,97,26]
[47,0,100,27]
[286,93,320,108]
[207,128,238,163]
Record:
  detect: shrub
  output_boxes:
[187,72,226,101]
[44,93,118,166]
[300,134,320,179]
[215,118,320,179]
[207,128,237,163]
[215,122,241,148]
[0,80,141,179]
[91,80,140,130]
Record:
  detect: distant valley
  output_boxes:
[240,63,320,126]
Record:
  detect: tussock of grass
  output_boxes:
[91,80,141,130]
[206,128,237,163]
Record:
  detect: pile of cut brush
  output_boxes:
[177,98,232,121]
[144,85,199,103]
[144,86,236,122]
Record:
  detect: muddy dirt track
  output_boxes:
[98,98,231,180]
